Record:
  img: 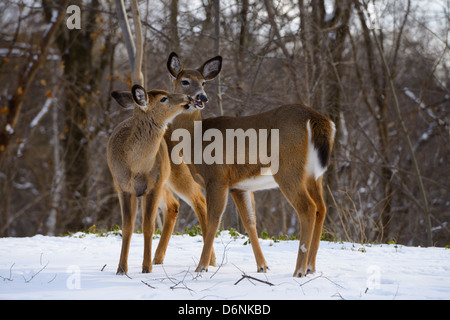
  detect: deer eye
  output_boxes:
[181,80,190,86]
[160,97,168,103]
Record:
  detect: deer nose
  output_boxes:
[196,94,208,103]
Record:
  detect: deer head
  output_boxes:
[167,52,222,109]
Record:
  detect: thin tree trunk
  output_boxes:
[212,0,223,116]
[46,98,63,235]
[169,0,180,53]
[370,21,433,247]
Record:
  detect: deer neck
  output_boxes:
[170,109,203,136]
[128,111,165,158]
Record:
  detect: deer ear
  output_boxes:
[167,52,183,79]
[111,91,134,109]
[131,84,148,110]
[198,56,222,80]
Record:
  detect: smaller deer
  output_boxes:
[107,84,195,275]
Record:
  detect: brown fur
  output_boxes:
[163,53,336,277]
[107,85,196,274]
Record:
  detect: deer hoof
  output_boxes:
[142,266,152,273]
[195,265,208,273]
[258,265,269,273]
[116,266,127,275]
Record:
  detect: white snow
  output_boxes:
[0,231,449,300]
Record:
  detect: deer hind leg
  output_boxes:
[195,182,228,273]
[190,189,217,266]
[277,176,317,278]
[153,187,179,265]
[117,191,137,275]
[169,162,216,266]
[292,188,316,278]
[306,176,326,274]
[142,185,163,273]
[231,190,268,272]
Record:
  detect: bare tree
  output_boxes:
[0,0,447,246]
[0,1,67,236]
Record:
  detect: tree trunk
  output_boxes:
[169,0,180,53]
[212,0,223,116]
[56,0,105,233]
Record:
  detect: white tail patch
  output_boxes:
[330,120,336,142]
[305,120,327,181]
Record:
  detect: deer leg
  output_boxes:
[142,185,163,273]
[231,190,268,272]
[117,191,137,275]
[190,190,217,267]
[195,183,228,273]
[292,189,316,278]
[169,162,216,266]
[153,187,179,265]
[306,176,326,274]
[277,177,317,278]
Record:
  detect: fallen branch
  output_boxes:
[161,264,195,295]
[232,263,274,286]
[141,280,156,289]
[293,272,344,289]
[234,274,275,286]
[23,261,49,283]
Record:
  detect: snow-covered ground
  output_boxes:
[0,231,449,300]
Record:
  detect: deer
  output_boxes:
[111,0,215,273]
[107,84,204,274]
[163,52,336,277]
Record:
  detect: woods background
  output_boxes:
[0,0,448,247]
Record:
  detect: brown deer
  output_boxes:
[112,0,215,272]
[107,84,202,274]
[164,52,336,277]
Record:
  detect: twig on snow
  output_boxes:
[234,273,275,286]
[22,261,49,283]
[161,264,196,295]
[293,272,344,289]
[232,263,274,286]
[210,239,233,279]
[141,280,156,289]
[0,263,15,281]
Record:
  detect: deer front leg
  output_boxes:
[142,186,163,273]
[117,191,137,275]
[168,162,216,266]
[153,187,179,265]
[195,183,228,273]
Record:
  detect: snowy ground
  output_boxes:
[0,231,449,300]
